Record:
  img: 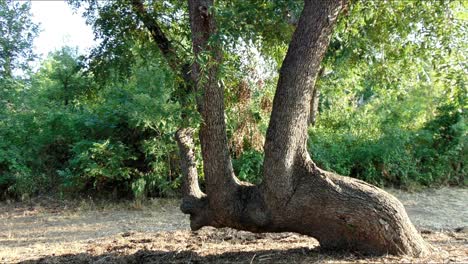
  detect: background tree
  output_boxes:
[0,0,38,78]
[35,46,95,106]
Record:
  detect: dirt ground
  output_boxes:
[1,188,467,263]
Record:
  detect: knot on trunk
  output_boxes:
[180,195,214,231]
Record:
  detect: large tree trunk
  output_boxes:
[180,0,431,256]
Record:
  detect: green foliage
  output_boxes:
[62,140,136,189]
[306,0,467,187]
[414,101,466,185]
[310,102,466,187]
[0,43,182,199]
[34,46,96,106]
[0,0,38,78]
[233,150,263,184]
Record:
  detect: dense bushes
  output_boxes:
[309,90,466,188]
[0,48,183,200]
[0,87,182,199]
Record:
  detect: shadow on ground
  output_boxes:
[19,247,362,264]
[16,228,468,264]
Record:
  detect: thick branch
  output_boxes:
[263,0,345,204]
[132,0,238,215]
[131,0,179,71]
[175,128,204,199]
[188,0,238,207]
[176,128,212,230]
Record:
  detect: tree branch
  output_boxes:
[188,0,239,206]
[175,128,204,199]
[131,0,180,72]
[262,0,345,204]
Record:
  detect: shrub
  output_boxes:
[233,149,264,184]
[61,140,136,194]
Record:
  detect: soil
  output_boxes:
[0,188,467,263]
[387,187,468,230]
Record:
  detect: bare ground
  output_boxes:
[0,188,467,263]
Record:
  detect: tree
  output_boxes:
[179,0,430,256]
[35,47,93,106]
[0,0,38,78]
[73,0,431,256]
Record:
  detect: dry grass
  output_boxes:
[0,197,467,263]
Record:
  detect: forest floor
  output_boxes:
[0,187,467,263]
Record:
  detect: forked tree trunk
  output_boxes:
[179,0,431,256]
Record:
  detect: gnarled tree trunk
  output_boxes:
[130,0,433,257]
[179,0,431,256]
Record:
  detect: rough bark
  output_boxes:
[187,0,245,226]
[132,0,240,227]
[175,128,210,230]
[262,0,344,205]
